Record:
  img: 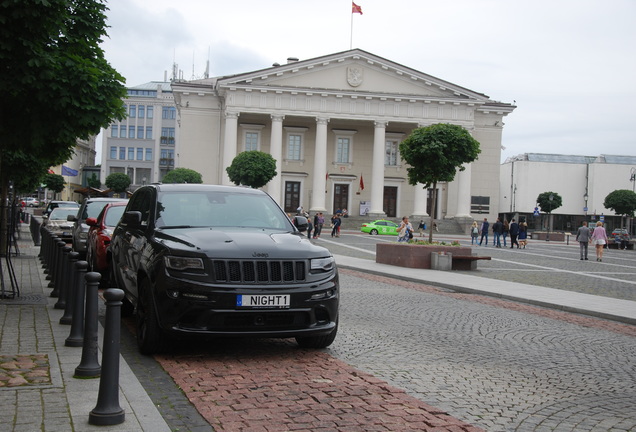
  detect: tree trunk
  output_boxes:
[428,181,437,243]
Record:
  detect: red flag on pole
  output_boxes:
[359,174,364,190]
[352,2,363,14]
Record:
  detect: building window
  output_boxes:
[119,126,126,138]
[385,140,399,166]
[162,106,176,119]
[287,134,301,160]
[160,127,175,144]
[336,137,350,163]
[119,147,126,160]
[128,147,135,160]
[138,105,145,118]
[129,105,136,118]
[137,126,144,139]
[145,126,152,139]
[245,132,259,151]
[111,125,118,138]
[123,104,127,117]
[145,148,152,161]
[128,126,135,138]
[160,149,174,166]
[137,148,143,160]
[147,106,154,119]
[110,146,117,159]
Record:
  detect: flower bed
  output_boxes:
[376,242,471,269]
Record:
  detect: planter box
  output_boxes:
[376,243,472,269]
[531,232,565,241]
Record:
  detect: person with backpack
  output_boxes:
[479,218,489,246]
[470,221,479,245]
[492,217,504,248]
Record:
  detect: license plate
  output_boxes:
[236,294,290,309]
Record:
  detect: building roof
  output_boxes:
[128,81,172,92]
[504,153,636,165]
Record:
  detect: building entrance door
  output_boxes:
[383,186,397,218]
[284,181,301,213]
[333,184,349,213]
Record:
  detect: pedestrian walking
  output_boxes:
[313,212,324,238]
[397,216,413,243]
[479,218,489,246]
[509,218,520,248]
[330,214,341,237]
[502,219,510,247]
[306,215,313,239]
[418,220,425,237]
[590,221,608,261]
[470,221,479,245]
[492,217,504,248]
[518,222,528,248]
[576,221,591,260]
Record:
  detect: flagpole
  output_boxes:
[350,10,354,49]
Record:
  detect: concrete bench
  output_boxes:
[452,255,492,271]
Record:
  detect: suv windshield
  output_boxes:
[155,190,291,230]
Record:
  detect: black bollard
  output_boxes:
[44,233,58,278]
[49,240,65,292]
[54,246,72,309]
[74,272,101,377]
[89,288,126,426]
[66,261,88,347]
[59,252,79,325]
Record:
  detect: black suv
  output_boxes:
[110,184,339,354]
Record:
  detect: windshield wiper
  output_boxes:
[157,225,194,229]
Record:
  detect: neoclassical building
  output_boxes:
[171,49,515,226]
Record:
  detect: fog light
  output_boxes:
[167,290,179,298]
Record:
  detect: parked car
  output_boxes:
[42,207,78,242]
[21,197,40,207]
[43,200,79,217]
[68,197,128,259]
[360,219,400,235]
[85,202,128,287]
[109,184,339,355]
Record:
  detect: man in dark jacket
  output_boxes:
[509,219,520,249]
[492,217,504,248]
[479,218,489,246]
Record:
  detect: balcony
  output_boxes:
[160,136,175,144]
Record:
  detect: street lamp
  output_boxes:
[630,167,636,193]
[546,194,554,241]
[583,192,588,217]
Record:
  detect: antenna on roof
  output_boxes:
[204,47,210,79]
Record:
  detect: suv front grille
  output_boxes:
[212,260,306,284]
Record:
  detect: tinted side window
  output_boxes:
[128,189,153,226]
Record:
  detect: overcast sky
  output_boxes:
[99,0,636,163]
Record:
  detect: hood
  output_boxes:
[154,227,329,259]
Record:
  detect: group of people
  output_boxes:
[471,217,527,249]
[576,221,611,261]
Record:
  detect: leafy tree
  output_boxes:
[0,0,126,254]
[536,192,562,214]
[604,189,636,218]
[226,151,277,189]
[162,168,203,184]
[105,173,131,196]
[399,123,481,242]
[44,174,66,194]
[87,173,101,189]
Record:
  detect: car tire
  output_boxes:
[136,278,165,355]
[370,229,378,235]
[295,322,338,349]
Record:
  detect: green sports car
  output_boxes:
[360,220,400,235]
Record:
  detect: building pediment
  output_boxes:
[217,49,490,105]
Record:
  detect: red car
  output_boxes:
[85,201,127,286]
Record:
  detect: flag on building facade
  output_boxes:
[48,169,55,174]
[352,2,363,14]
[62,165,78,176]
[359,175,364,190]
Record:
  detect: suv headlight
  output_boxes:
[164,256,204,271]
[310,256,335,273]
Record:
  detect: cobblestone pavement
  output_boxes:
[330,270,636,432]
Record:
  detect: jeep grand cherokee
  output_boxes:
[109,184,339,354]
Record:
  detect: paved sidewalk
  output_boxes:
[0,229,170,432]
[333,254,636,326]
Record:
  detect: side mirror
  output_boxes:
[67,214,78,222]
[293,215,308,232]
[122,211,142,228]
[86,217,98,227]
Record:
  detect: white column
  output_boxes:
[369,121,386,216]
[268,115,284,202]
[455,163,472,218]
[310,117,329,212]
[222,112,239,185]
[413,184,429,216]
